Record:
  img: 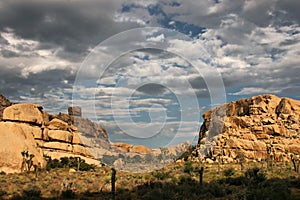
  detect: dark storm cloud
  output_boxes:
[0,63,74,102]
[136,83,167,95]
[277,0,300,25]
[0,0,140,60]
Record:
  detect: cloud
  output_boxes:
[230,87,282,96]
[0,0,141,60]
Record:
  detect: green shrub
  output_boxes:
[45,157,95,171]
[207,182,226,198]
[225,176,247,186]
[22,184,41,199]
[151,171,171,180]
[183,162,194,174]
[245,167,266,185]
[223,167,235,177]
[61,189,75,198]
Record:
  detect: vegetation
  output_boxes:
[44,156,96,171]
[1,160,300,199]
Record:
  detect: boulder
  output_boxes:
[113,142,133,152]
[48,118,69,131]
[130,145,152,154]
[18,123,43,139]
[73,145,93,157]
[72,132,84,145]
[0,122,45,173]
[42,142,73,152]
[47,130,73,143]
[3,104,44,125]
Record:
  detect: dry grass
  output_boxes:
[0,161,300,199]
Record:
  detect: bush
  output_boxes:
[245,167,266,185]
[225,176,247,186]
[151,171,171,180]
[61,189,75,198]
[207,182,226,198]
[22,185,41,199]
[223,168,235,177]
[183,162,194,174]
[45,157,95,171]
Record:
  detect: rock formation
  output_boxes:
[0,102,100,173]
[197,94,300,163]
[0,94,191,173]
[113,142,153,154]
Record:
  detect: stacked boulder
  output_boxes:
[0,103,97,173]
[197,94,300,163]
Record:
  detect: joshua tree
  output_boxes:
[266,142,275,169]
[198,166,204,186]
[21,151,35,172]
[290,153,300,172]
[236,151,246,171]
[111,168,116,199]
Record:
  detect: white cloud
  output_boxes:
[230,87,282,96]
[147,34,165,42]
[0,29,77,78]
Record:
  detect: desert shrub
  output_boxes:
[245,167,266,185]
[246,183,291,200]
[207,182,226,198]
[183,161,194,174]
[223,167,235,177]
[225,176,247,186]
[22,184,41,199]
[151,171,171,180]
[0,189,7,197]
[46,158,62,170]
[45,157,95,171]
[171,176,178,184]
[61,189,75,198]
[178,175,193,185]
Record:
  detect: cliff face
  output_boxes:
[197,94,300,162]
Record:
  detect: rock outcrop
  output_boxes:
[0,102,99,173]
[197,94,300,163]
[113,142,152,154]
[0,122,46,173]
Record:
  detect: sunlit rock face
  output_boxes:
[0,97,102,173]
[197,94,300,163]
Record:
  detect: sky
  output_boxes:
[0,0,299,148]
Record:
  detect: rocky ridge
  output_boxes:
[196,94,300,163]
